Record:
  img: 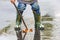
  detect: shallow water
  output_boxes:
[41,18,60,40]
[0,0,60,40]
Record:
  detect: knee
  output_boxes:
[17,3,26,11]
[31,2,40,11]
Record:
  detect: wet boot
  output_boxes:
[39,24,44,30]
[14,27,22,40]
[32,11,40,40]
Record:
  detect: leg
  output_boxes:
[31,2,44,40]
[31,2,40,40]
[30,2,44,30]
[15,3,26,40]
[31,2,41,29]
[16,3,26,27]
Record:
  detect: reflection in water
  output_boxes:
[41,23,53,40]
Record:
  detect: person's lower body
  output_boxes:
[16,2,44,32]
[15,2,44,40]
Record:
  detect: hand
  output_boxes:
[10,0,16,4]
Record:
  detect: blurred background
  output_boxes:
[0,0,60,40]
